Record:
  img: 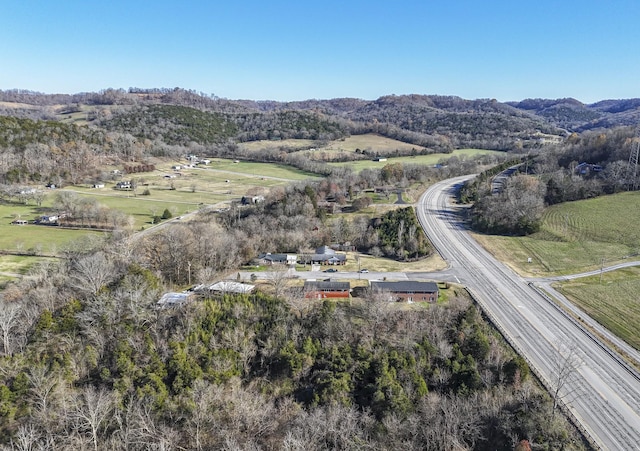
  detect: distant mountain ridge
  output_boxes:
[0,88,639,151]
[506,97,640,131]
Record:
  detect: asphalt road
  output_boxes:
[416,175,640,449]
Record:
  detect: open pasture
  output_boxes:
[238,139,316,152]
[474,191,640,277]
[202,159,321,180]
[554,267,640,350]
[0,201,100,254]
[67,158,322,227]
[0,158,320,258]
[328,148,505,172]
[318,134,427,153]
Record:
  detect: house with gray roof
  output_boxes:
[304,281,350,299]
[371,281,439,303]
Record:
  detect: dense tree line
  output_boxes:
[0,236,584,449]
[100,104,239,145]
[467,126,640,235]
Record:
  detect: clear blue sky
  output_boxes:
[1,0,638,103]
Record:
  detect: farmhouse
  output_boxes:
[92,183,105,189]
[115,181,131,190]
[304,281,350,299]
[258,253,297,265]
[36,215,59,224]
[371,281,439,303]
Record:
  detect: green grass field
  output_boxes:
[0,255,59,287]
[474,191,640,277]
[328,148,505,172]
[473,190,640,351]
[553,267,640,350]
[317,134,428,153]
[238,139,317,152]
[0,158,322,258]
[0,201,103,254]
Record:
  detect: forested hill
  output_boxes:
[2,88,638,152]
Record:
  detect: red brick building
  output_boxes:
[371,281,439,303]
[304,281,350,299]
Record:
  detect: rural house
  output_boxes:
[115,181,131,190]
[257,253,297,265]
[371,281,439,303]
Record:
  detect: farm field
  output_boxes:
[314,134,428,154]
[553,267,640,351]
[0,221,100,255]
[328,148,505,172]
[237,135,423,155]
[238,139,316,152]
[199,159,321,180]
[0,202,102,254]
[473,191,640,277]
[0,158,322,256]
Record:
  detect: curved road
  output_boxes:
[417,176,640,450]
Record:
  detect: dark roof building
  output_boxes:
[304,281,350,299]
[371,281,439,303]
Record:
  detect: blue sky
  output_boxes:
[1,0,638,103]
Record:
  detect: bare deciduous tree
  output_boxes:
[73,386,115,451]
[267,265,293,300]
[70,252,116,297]
[0,300,21,356]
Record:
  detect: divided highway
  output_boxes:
[417,176,640,450]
